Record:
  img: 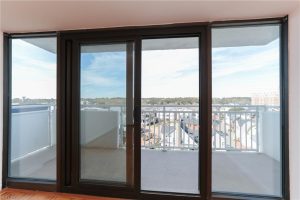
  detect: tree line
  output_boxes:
[12,97,251,105]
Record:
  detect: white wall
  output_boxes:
[0,0,300,196]
[0,30,3,189]
[289,4,300,200]
[0,0,3,188]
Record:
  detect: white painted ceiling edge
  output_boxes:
[1,0,300,33]
[21,25,280,54]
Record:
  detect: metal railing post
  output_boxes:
[48,105,52,147]
[120,105,123,147]
[162,106,166,151]
[256,106,260,152]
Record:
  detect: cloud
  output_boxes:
[80,52,126,98]
[10,37,280,99]
[11,39,56,99]
[142,48,199,98]
[88,52,126,70]
[81,48,199,98]
[81,69,117,86]
[212,39,280,98]
[212,39,279,78]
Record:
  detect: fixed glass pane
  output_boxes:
[10,37,57,180]
[80,43,134,184]
[212,25,281,196]
[141,37,199,194]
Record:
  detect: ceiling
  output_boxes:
[1,0,299,33]
[19,25,279,54]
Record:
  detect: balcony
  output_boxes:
[10,104,281,196]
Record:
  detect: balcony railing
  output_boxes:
[11,104,280,157]
[141,105,279,151]
[141,105,199,151]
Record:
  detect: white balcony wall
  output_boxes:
[80,110,120,149]
[10,108,120,162]
[261,111,281,162]
[11,111,51,160]
[50,110,56,146]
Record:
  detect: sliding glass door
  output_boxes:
[79,43,134,185]
[61,32,205,197]
[141,37,200,194]
[62,39,136,196]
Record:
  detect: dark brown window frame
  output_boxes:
[2,17,289,200]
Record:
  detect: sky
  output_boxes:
[11,39,56,99]
[11,36,280,99]
[141,47,199,98]
[212,38,280,98]
[80,47,126,98]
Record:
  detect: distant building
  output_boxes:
[251,91,279,106]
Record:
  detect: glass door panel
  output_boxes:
[80,43,134,184]
[9,37,57,180]
[141,37,200,194]
[211,25,282,196]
